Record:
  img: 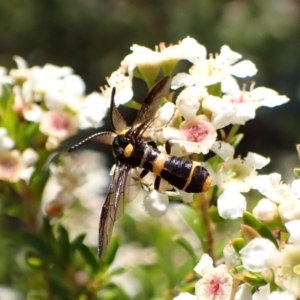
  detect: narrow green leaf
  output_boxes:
[104,235,119,265]
[243,212,278,248]
[78,244,99,274]
[176,205,205,247]
[57,225,70,260]
[174,236,197,266]
[230,133,244,148]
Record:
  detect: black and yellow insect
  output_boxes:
[69,76,211,258]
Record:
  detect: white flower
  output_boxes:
[267,291,297,300]
[217,157,257,193]
[218,189,246,219]
[165,115,217,155]
[80,91,109,128]
[143,190,169,217]
[175,85,208,120]
[239,238,280,272]
[202,95,236,129]
[223,84,289,125]
[223,242,241,270]
[104,69,133,106]
[195,254,236,300]
[211,141,235,161]
[160,36,207,65]
[252,198,279,224]
[285,220,300,245]
[121,44,161,79]
[274,244,300,298]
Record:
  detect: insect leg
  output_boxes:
[140,169,149,178]
[165,140,171,154]
[154,176,161,190]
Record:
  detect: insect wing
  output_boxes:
[130,76,171,134]
[98,164,130,258]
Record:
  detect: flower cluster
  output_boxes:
[92,37,287,219]
[0,36,297,299]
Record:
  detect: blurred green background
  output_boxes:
[1,0,299,176]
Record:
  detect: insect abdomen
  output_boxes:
[142,148,211,193]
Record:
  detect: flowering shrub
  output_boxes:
[0,37,298,299]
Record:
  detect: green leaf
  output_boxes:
[207,82,221,97]
[123,99,142,111]
[230,133,244,148]
[293,168,300,179]
[176,205,205,247]
[243,212,278,248]
[15,232,54,257]
[57,225,70,260]
[174,236,197,266]
[231,238,246,253]
[78,244,99,274]
[70,233,86,256]
[104,235,119,265]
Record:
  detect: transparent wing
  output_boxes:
[129,76,171,135]
[98,164,130,258]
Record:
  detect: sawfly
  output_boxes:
[69,76,211,258]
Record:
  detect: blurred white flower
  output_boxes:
[79,91,109,128]
[0,128,15,151]
[239,238,280,272]
[0,286,21,300]
[173,292,196,300]
[0,66,14,96]
[39,110,78,149]
[0,148,38,183]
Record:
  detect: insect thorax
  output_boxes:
[112,134,146,167]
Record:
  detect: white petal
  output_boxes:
[244,152,270,169]
[267,291,296,300]
[22,148,38,165]
[171,73,195,89]
[252,198,279,224]
[173,292,196,300]
[285,220,300,245]
[253,284,270,300]
[143,190,169,217]
[219,45,242,65]
[234,284,252,300]
[252,173,282,197]
[194,253,214,276]
[217,190,246,219]
[230,60,257,78]
[291,179,300,198]
[239,238,280,272]
[211,141,234,160]
[232,102,256,125]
